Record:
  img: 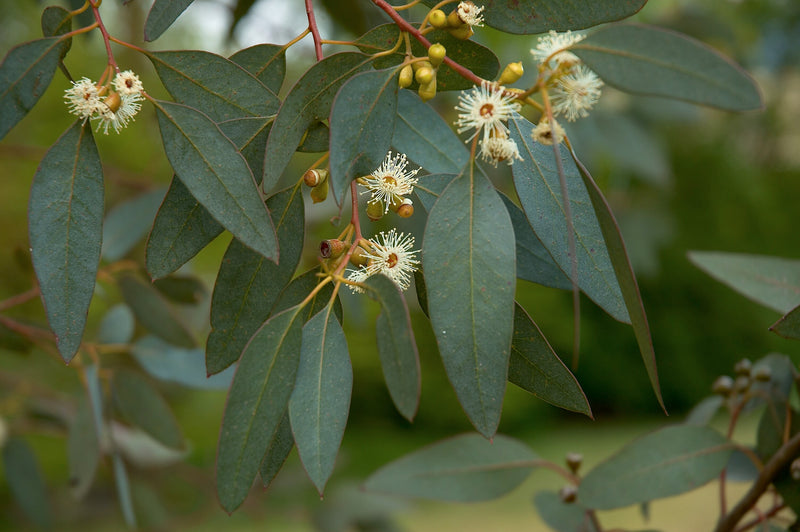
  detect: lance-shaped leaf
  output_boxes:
[145,0,194,41]
[2,438,53,529]
[259,413,294,489]
[272,268,344,324]
[229,43,286,95]
[509,114,628,323]
[207,187,304,375]
[573,24,762,111]
[217,306,304,513]
[329,68,399,205]
[29,121,103,363]
[579,425,733,509]
[262,52,372,193]
[0,37,64,140]
[770,304,800,340]
[571,150,664,411]
[41,6,72,73]
[510,303,591,416]
[112,369,185,450]
[364,433,537,502]
[132,336,234,390]
[102,188,165,262]
[423,166,516,438]
[364,275,421,422]
[392,90,469,174]
[148,50,280,123]
[112,453,137,528]
[289,307,353,495]
[146,116,272,279]
[153,275,206,304]
[118,274,195,348]
[154,100,277,261]
[688,251,800,314]
[68,399,100,500]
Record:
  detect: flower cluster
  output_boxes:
[346,229,420,293]
[359,151,420,214]
[64,70,144,134]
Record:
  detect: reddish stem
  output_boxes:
[90,0,118,71]
[305,0,324,61]
[0,287,40,313]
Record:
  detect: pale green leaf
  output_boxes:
[118,274,195,348]
[534,491,598,532]
[132,335,234,390]
[112,453,137,528]
[68,399,100,500]
[102,188,165,262]
[97,304,135,345]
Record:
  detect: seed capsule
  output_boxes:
[565,452,583,473]
[397,198,414,218]
[320,239,346,259]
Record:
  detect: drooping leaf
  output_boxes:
[68,399,100,500]
[770,304,800,340]
[29,121,103,363]
[262,52,372,193]
[685,396,724,426]
[207,187,304,375]
[259,413,294,489]
[112,369,185,449]
[578,425,734,509]
[534,491,598,532]
[570,149,664,411]
[356,24,499,91]
[148,50,280,122]
[363,433,537,502]
[229,43,286,94]
[574,24,763,111]
[145,116,272,279]
[154,100,278,261]
[2,438,53,529]
[0,37,64,140]
[102,188,165,262]
[509,114,628,323]
[97,304,135,345]
[145,0,195,41]
[118,274,195,348]
[688,251,800,314]
[364,275,421,422]
[509,303,591,416]
[392,90,469,174]
[217,306,304,513]
[423,166,515,438]
[152,275,206,304]
[289,307,353,495]
[132,336,234,390]
[329,68,399,205]
[84,364,105,442]
[112,453,137,528]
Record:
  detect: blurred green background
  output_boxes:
[1,0,799,530]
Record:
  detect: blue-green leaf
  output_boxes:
[534,491,598,532]
[770,304,800,340]
[259,413,294,489]
[118,274,195,348]
[29,121,103,363]
[132,336,234,390]
[144,0,194,41]
[2,438,52,529]
[112,369,185,449]
[112,453,137,528]
[68,399,100,500]
[229,43,286,94]
[102,188,165,262]
[97,304,135,345]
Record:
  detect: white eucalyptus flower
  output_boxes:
[113,70,144,96]
[550,65,603,121]
[454,81,521,143]
[530,30,585,67]
[480,135,523,167]
[64,77,104,122]
[363,229,420,291]
[457,1,485,27]
[360,151,420,213]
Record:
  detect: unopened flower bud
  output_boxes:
[397,198,414,218]
[412,60,432,72]
[565,452,583,473]
[429,9,447,28]
[447,24,474,40]
[350,245,369,267]
[734,358,752,376]
[104,91,122,113]
[734,375,750,394]
[418,78,437,102]
[428,43,446,68]
[559,485,577,504]
[415,66,434,85]
[399,65,414,88]
[366,199,385,221]
[303,168,328,187]
[320,239,347,259]
[753,366,772,382]
[498,62,524,85]
[310,178,328,204]
[791,458,800,480]
[712,375,734,396]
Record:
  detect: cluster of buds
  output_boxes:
[712,358,772,399]
[428,1,485,40]
[358,151,419,220]
[302,168,329,204]
[398,42,447,101]
[64,70,144,134]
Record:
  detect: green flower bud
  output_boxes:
[310,178,328,203]
[428,43,446,68]
[447,24,474,40]
[753,366,772,382]
[398,64,414,88]
[366,199,385,221]
[418,78,437,102]
[498,62,524,85]
[429,9,447,28]
[712,375,734,396]
[415,66,434,85]
[447,9,463,28]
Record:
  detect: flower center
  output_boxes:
[382,175,397,187]
[386,253,398,269]
[479,103,495,118]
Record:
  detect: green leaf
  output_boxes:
[272,268,344,324]
[2,438,53,529]
[573,24,763,111]
[259,413,294,489]
[145,0,195,41]
[153,274,206,304]
[364,275,421,422]
[229,43,286,94]
[102,188,166,262]
[29,121,103,363]
[297,121,330,153]
[393,90,469,174]
[289,307,353,495]
[207,187,304,375]
[145,116,272,279]
[422,166,515,438]
[97,304,135,345]
[149,50,280,123]
[112,369,185,449]
[262,52,372,193]
[534,491,598,532]
[578,425,734,509]
[118,273,195,348]
[217,306,304,513]
[154,100,278,261]
[41,6,72,69]
[510,303,591,416]
[112,453,137,528]
[685,396,724,426]
[329,68,399,205]
[356,24,499,91]
[0,37,64,140]
[747,354,797,411]
[85,364,106,442]
[68,399,100,500]
[770,304,800,340]
[688,251,800,314]
[363,433,537,502]
[132,336,234,390]
[509,114,628,323]
[571,149,664,411]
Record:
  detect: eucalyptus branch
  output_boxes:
[90,0,117,71]
[305,0,324,61]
